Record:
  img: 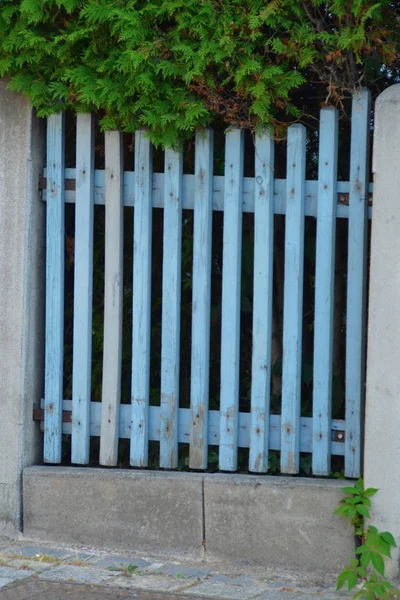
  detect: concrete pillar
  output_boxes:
[0,80,45,536]
[364,83,400,578]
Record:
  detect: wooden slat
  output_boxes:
[345,89,371,478]
[42,169,372,219]
[281,124,307,474]
[249,131,275,473]
[39,401,346,456]
[219,129,245,471]
[312,108,339,475]
[189,129,214,470]
[160,148,183,468]
[130,131,153,467]
[71,114,95,465]
[99,131,124,466]
[44,112,65,464]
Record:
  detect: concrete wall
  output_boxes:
[0,81,45,536]
[23,466,355,575]
[364,83,400,578]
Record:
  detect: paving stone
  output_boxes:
[185,581,265,599]
[257,593,349,600]
[7,559,56,572]
[156,564,212,579]
[205,573,259,585]
[0,578,212,599]
[38,565,120,584]
[63,552,97,563]
[256,593,320,600]
[6,545,70,560]
[136,563,167,575]
[0,566,35,580]
[91,555,150,569]
[109,573,194,592]
[0,577,13,588]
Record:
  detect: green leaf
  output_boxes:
[364,488,379,498]
[336,570,349,590]
[334,505,349,517]
[347,570,358,590]
[355,478,364,493]
[368,525,378,534]
[356,505,371,518]
[360,551,371,569]
[341,486,359,495]
[381,532,397,547]
[371,552,385,576]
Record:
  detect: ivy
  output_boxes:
[0,0,399,146]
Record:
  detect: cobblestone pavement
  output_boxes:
[0,539,350,599]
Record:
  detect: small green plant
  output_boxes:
[107,564,138,577]
[335,479,400,599]
[176,573,185,579]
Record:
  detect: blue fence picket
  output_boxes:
[312,108,339,475]
[42,107,370,475]
[130,131,153,467]
[219,129,245,472]
[160,148,183,469]
[345,89,371,478]
[44,112,65,464]
[281,124,307,474]
[189,129,214,470]
[99,131,124,467]
[71,114,95,465]
[249,131,275,473]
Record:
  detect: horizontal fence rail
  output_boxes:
[41,171,372,219]
[41,92,371,476]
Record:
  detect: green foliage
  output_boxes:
[336,479,400,600]
[334,478,378,537]
[0,0,399,146]
[107,564,138,577]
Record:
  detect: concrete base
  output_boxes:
[23,467,354,573]
[23,467,204,561]
[204,474,354,573]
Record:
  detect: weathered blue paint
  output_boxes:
[249,131,274,473]
[160,148,183,469]
[54,401,347,457]
[219,129,245,472]
[44,112,65,464]
[130,131,153,467]
[47,167,371,220]
[281,124,307,474]
[71,114,95,465]
[345,89,371,478]
[189,129,214,470]
[43,111,370,475]
[312,108,339,475]
[99,131,124,467]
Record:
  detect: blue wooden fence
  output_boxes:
[42,90,371,478]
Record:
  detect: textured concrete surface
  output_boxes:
[365,82,400,578]
[23,467,204,560]
[204,474,355,573]
[23,467,355,576]
[0,80,45,536]
[0,539,351,598]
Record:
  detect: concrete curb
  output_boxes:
[23,467,354,574]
